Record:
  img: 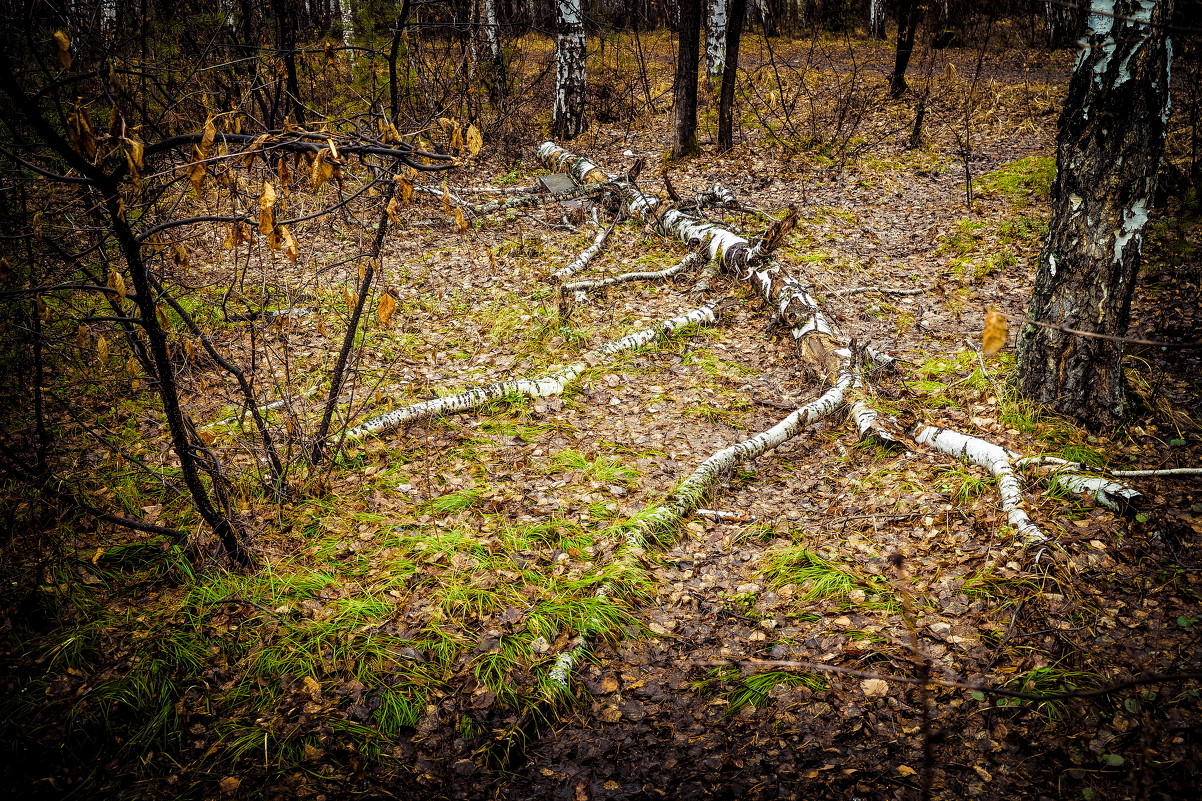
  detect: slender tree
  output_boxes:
[673,0,703,157]
[717,0,746,152]
[552,0,587,140]
[869,0,887,39]
[889,0,921,98]
[705,0,728,77]
[1017,0,1175,430]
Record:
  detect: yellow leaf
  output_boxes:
[465,124,483,157]
[37,297,50,323]
[439,181,453,213]
[200,116,216,158]
[277,156,292,194]
[450,125,463,153]
[328,139,339,161]
[187,146,206,193]
[156,305,170,330]
[897,765,917,777]
[258,181,277,236]
[76,325,89,349]
[455,206,468,235]
[96,336,109,363]
[126,356,139,376]
[106,268,126,306]
[399,177,413,203]
[386,196,401,223]
[342,285,355,308]
[280,226,298,262]
[377,293,396,326]
[52,30,72,70]
[311,150,334,190]
[982,308,1008,357]
[124,136,144,169]
[222,223,238,250]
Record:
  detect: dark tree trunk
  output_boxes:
[389,0,412,123]
[889,0,921,98]
[1017,0,1174,431]
[717,0,746,152]
[673,0,702,157]
[273,0,306,127]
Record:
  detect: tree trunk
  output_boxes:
[868,0,886,39]
[673,0,702,157]
[705,0,728,77]
[717,0,746,152]
[889,0,920,98]
[479,0,507,102]
[552,0,587,140]
[1017,0,1174,431]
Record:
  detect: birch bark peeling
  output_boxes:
[346,303,719,439]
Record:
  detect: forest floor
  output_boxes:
[3,38,1201,801]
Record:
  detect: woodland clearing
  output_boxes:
[2,30,1201,801]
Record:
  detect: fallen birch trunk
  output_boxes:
[549,219,617,282]
[345,302,719,439]
[560,251,703,296]
[913,425,1045,542]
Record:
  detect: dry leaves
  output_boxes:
[982,308,1008,356]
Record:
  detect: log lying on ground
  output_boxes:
[538,142,1142,537]
[561,251,703,297]
[915,425,1045,541]
[345,302,719,439]
[549,218,617,282]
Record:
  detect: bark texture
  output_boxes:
[673,0,703,157]
[717,0,747,152]
[705,0,728,76]
[552,0,587,140]
[889,0,921,98]
[1017,0,1173,430]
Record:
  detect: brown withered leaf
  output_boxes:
[280,226,298,262]
[52,30,72,69]
[466,124,483,157]
[258,181,277,236]
[455,206,468,235]
[199,116,216,158]
[106,268,127,306]
[187,146,206,193]
[377,293,396,326]
[982,308,1008,357]
[386,196,401,223]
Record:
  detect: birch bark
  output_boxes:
[553,0,587,140]
[1017,0,1174,430]
[705,0,728,77]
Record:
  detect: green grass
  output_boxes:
[974,156,1056,205]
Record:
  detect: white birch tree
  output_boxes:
[553,0,587,140]
[706,0,728,77]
